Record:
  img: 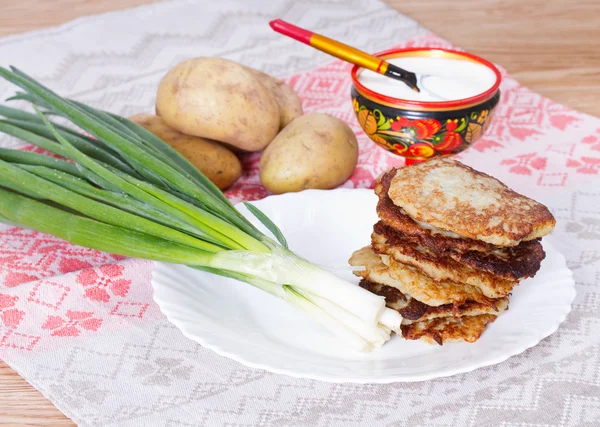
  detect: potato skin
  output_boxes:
[156,57,280,152]
[259,113,359,194]
[129,114,242,190]
[246,68,303,129]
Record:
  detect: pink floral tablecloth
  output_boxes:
[0,0,599,426]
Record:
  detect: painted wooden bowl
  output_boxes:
[351,48,501,164]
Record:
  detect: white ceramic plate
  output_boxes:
[152,189,575,383]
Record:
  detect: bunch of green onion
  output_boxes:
[0,67,402,351]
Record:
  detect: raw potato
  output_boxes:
[246,68,303,129]
[156,57,280,152]
[129,114,242,190]
[260,113,359,194]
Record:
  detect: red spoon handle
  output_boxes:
[269,19,419,92]
[269,19,313,44]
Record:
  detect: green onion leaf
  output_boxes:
[243,201,288,248]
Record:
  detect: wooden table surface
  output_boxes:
[1,0,599,425]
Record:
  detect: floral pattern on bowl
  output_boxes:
[352,90,499,162]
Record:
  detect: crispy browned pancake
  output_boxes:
[372,225,517,299]
[372,221,544,281]
[449,240,545,280]
[375,169,495,253]
[376,170,547,281]
[349,246,494,306]
[386,158,556,246]
[359,278,508,324]
[401,314,498,345]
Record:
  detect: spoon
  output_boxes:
[269,19,420,93]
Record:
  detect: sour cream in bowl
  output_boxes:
[350,48,502,164]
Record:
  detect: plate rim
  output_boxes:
[151,188,576,383]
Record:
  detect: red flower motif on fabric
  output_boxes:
[3,272,39,288]
[0,294,25,328]
[501,153,547,175]
[472,138,504,152]
[76,264,131,303]
[0,330,40,351]
[545,101,581,131]
[21,145,65,160]
[566,157,600,175]
[582,129,600,151]
[478,86,581,150]
[41,310,102,337]
[0,228,127,288]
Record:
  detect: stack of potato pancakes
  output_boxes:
[349,158,556,345]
